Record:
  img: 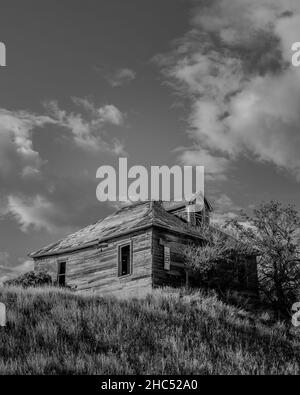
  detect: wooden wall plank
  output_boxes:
[152,228,203,288]
[35,229,153,298]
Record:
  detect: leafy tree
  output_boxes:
[228,201,300,319]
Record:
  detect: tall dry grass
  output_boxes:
[0,286,299,375]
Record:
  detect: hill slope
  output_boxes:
[0,287,299,375]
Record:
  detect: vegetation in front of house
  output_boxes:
[3,270,52,288]
[184,201,300,320]
[0,200,299,375]
[0,286,299,375]
[183,225,254,291]
[229,201,300,319]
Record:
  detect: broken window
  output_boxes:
[118,244,131,277]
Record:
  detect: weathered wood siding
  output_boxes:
[34,229,153,298]
[34,225,258,297]
[152,228,202,288]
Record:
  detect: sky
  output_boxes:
[0,0,300,281]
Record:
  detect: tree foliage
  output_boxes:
[184,226,252,290]
[228,201,300,318]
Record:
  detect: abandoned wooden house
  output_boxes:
[29,197,258,298]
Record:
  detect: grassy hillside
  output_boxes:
[0,286,299,375]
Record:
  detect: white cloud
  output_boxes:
[177,147,230,180]
[0,99,125,180]
[0,109,55,177]
[72,97,125,125]
[0,275,9,284]
[7,194,67,233]
[16,259,34,273]
[98,105,124,125]
[157,0,300,181]
[2,174,105,234]
[211,211,239,226]
[210,194,241,226]
[0,251,10,267]
[21,166,42,178]
[105,68,136,87]
[47,99,125,152]
[0,259,34,284]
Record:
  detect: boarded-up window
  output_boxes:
[118,244,131,277]
[164,246,171,271]
[57,261,66,286]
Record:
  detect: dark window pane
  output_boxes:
[238,263,246,287]
[58,261,66,286]
[120,245,131,276]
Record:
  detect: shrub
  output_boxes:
[183,226,252,291]
[4,270,52,288]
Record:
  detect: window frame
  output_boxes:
[118,241,133,278]
[57,259,67,287]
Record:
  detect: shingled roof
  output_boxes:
[29,201,204,258]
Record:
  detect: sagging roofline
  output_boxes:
[29,223,205,259]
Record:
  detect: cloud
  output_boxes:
[177,147,230,180]
[210,194,241,225]
[0,99,126,181]
[211,211,239,226]
[1,174,112,236]
[0,109,55,177]
[98,105,124,125]
[157,0,300,181]
[105,68,136,87]
[46,99,126,153]
[6,194,68,233]
[0,258,34,284]
[0,251,10,267]
[0,100,126,238]
[71,97,125,125]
